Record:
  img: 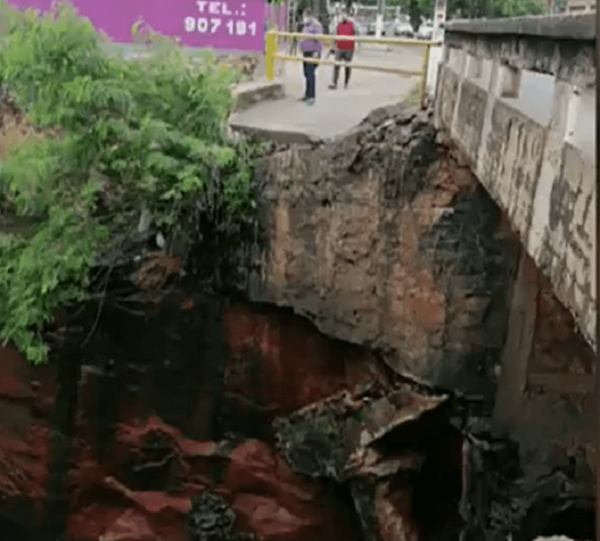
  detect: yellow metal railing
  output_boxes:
[265,30,441,109]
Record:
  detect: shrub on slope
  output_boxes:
[0,1,257,363]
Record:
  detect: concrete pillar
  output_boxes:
[448,48,468,137]
[375,14,384,38]
[564,84,582,147]
[527,80,575,258]
[475,59,501,175]
[375,0,385,39]
[426,0,447,98]
[432,0,446,42]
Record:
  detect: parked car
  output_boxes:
[353,21,367,35]
[366,21,393,35]
[383,21,395,35]
[394,20,414,38]
[417,21,433,40]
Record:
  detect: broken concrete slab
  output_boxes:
[232,79,285,112]
[273,386,447,482]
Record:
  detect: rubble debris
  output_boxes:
[274,385,461,541]
[273,386,447,482]
[188,490,254,541]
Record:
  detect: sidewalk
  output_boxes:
[230,47,423,141]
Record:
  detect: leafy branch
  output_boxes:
[0,1,260,364]
[387,0,548,31]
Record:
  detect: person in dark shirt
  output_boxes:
[329,11,356,89]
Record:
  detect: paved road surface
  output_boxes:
[231,46,424,140]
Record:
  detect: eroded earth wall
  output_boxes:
[0,104,595,541]
[248,104,597,541]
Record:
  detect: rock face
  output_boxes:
[249,105,515,409]
[246,104,596,541]
[0,104,595,541]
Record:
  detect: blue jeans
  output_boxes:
[303,52,317,99]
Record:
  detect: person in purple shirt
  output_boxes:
[299,8,323,105]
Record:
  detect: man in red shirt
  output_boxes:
[329,12,356,90]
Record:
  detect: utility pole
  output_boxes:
[375,0,385,38]
[314,0,330,33]
[423,0,447,103]
[432,0,446,42]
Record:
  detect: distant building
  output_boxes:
[564,0,596,13]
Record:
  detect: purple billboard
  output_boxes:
[7,0,267,51]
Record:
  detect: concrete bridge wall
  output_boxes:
[433,13,596,351]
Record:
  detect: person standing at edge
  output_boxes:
[329,11,355,89]
[299,8,323,106]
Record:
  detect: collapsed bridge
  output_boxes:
[0,10,596,541]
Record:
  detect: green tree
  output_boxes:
[387,0,547,27]
[0,2,259,363]
[386,0,434,30]
[448,0,547,18]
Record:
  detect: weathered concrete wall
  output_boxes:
[433,14,597,352]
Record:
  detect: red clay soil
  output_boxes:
[0,302,366,541]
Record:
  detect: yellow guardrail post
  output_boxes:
[265,29,277,80]
[419,43,431,109]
